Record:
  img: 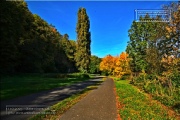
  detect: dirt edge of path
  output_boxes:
[112,78,122,120]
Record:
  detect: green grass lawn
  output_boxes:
[115,80,178,120]
[0,73,91,101]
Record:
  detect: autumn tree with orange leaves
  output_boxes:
[100,55,117,75]
[160,2,180,58]
[114,52,131,77]
[100,52,130,77]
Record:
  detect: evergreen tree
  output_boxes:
[75,8,91,73]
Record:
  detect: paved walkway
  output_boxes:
[0,78,103,120]
[60,78,117,120]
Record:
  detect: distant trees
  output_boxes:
[89,55,101,74]
[75,8,91,73]
[100,55,116,75]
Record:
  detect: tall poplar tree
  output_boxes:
[75,8,91,73]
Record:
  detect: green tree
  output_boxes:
[89,55,101,74]
[126,15,168,74]
[18,14,59,73]
[75,8,91,73]
[0,0,78,74]
[61,35,75,63]
[126,20,148,73]
[0,0,34,74]
[60,34,77,72]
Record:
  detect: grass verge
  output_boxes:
[115,80,178,120]
[29,85,99,120]
[0,73,91,101]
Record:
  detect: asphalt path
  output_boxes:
[0,78,103,120]
[60,78,117,120]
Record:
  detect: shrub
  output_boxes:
[101,71,109,76]
[132,71,180,114]
[43,73,67,78]
[121,74,129,80]
[143,80,157,94]
[80,73,90,79]
[172,102,180,113]
[43,73,90,79]
[67,73,90,79]
[171,71,180,87]
[154,95,175,106]
[120,72,131,80]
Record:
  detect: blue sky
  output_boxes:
[26,1,171,58]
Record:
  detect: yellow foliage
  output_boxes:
[100,52,131,77]
[165,7,180,38]
[99,55,116,75]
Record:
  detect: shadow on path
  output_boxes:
[0,78,103,120]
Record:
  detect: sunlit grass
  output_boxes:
[115,80,177,120]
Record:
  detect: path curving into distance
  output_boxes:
[60,78,117,120]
